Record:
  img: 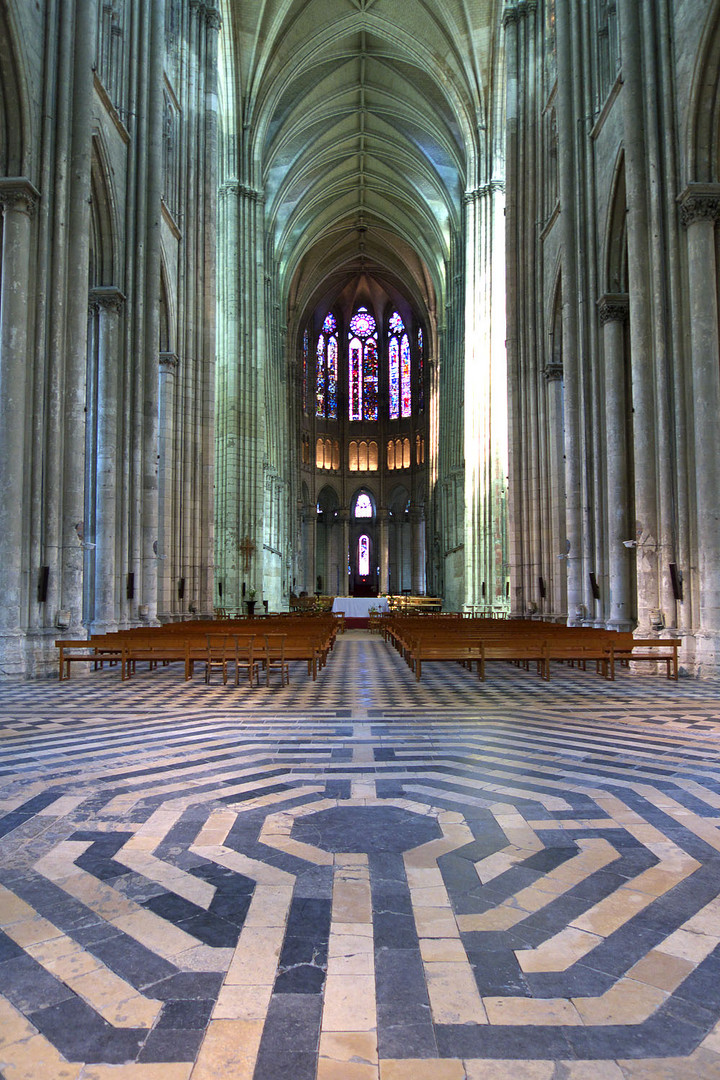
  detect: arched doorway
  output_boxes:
[350,490,377,597]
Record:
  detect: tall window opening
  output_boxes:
[348,307,378,421]
[355,493,373,518]
[316,312,338,419]
[388,311,411,419]
[358,534,370,576]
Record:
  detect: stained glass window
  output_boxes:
[355,493,373,518]
[418,326,424,411]
[316,313,338,419]
[302,329,308,413]
[358,534,370,576]
[315,333,325,418]
[388,312,403,419]
[348,307,378,421]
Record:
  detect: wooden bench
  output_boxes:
[616,638,680,680]
[56,639,125,681]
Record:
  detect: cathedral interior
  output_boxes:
[1,0,720,1077]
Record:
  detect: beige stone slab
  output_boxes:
[116,849,216,907]
[8,917,64,948]
[70,968,163,1027]
[171,945,234,972]
[405,866,444,890]
[558,1063,626,1079]
[225,925,285,986]
[319,1031,378,1065]
[317,1060,378,1080]
[333,881,372,924]
[616,1048,720,1079]
[0,1032,83,1080]
[213,982,273,1021]
[191,1018,264,1080]
[0,997,38,1049]
[627,948,695,991]
[322,974,376,1031]
[191,844,295,885]
[242,884,294,927]
[655,927,719,963]
[457,905,521,933]
[379,1060,467,1079]
[464,1062,555,1080]
[482,995,583,1025]
[424,961,488,1024]
[681,895,720,936]
[327,949,374,976]
[114,909,199,957]
[409,885,452,906]
[572,977,667,1025]
[419,937,468,962]
[473,846,527,884]
[413,905,459,938]
[193,810,238,847]
[571,888,652,936]
[82,1067,193,1080]
[351,780,378,799]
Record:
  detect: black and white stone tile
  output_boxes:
[0,631,720,1079]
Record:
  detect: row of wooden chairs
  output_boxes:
[56,615,338,683]
[204,632,289,687]
[383,615,681,681]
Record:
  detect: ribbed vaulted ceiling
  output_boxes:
[220,0,503,324]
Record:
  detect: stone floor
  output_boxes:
[1,630,720,1079]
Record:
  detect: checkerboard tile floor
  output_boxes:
[1,629,720,1079]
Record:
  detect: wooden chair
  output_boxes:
[233,633,259,686]
[205,633,233,684]
[261,634,289,686]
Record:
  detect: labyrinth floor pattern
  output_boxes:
[1,631,720,1079]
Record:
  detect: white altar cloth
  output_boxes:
[331,597,389,618]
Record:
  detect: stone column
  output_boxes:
[379,511,389,594]
[617,0,659,631]
[90,288,125,634]
[679,185,720,665]
[341,509,350,597]
[0,180,39,671]
[411,509,426,595]
[543,362,566,617]
[554,0,584,623]
[157,351,179,617]
[215,181,267,611]
[598,295,633,631]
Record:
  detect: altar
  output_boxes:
[331,596,389,622]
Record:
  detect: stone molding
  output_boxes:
[678,184,720,228]
[0,177,41,217]
[464,180,505,203]
[503,0,537,27]
[597,293,629,325]
[543,363,563,381]
[219,180,265,203]
[89,286,126,314]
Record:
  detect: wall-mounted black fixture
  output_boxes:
[538,576,546,599]
[669,563,683,601]
[38,566,50,603]
[178,577,186,599]
[589,572,600,600]
[126,572,135,600]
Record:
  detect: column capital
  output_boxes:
[219,179,264,203]
[464,180,505,203]
[0,177,40,217]
[89,286,126,314]
[678,184,720,228]
[543,362,564,381]
[597,293,629,324]
[205,6,221,30]
[159,351,180,369]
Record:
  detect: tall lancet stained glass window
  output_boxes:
[388,311,411,419]
[417,326,424,411]
[315,313,338,419]
[348,307,378,421]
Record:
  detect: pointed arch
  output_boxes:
[687,2,720,182]
[0,3,30,176]
[603,150,628,294]
[90,136,119,287]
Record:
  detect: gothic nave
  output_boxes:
[3,0,720,1076]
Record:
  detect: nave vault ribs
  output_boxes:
[0,670,720,1076]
